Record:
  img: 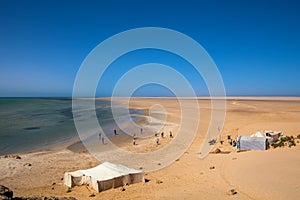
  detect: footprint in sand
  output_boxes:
[6,161,17,177]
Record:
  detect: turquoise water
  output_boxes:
[0,98,140,155]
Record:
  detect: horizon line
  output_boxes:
[1,95,300,100]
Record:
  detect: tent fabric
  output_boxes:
[63,162,144,192]
[250,132,265,138]
[237,136,267,150]
[264,131,283,140]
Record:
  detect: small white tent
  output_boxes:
[63,162,144,192]
[237,136,267,150]
[250,131,265,138]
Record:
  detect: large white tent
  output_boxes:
[63,162,144,192]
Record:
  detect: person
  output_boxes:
[101,137,105,144]
[133,134,136,140]
[169,131,173,138]
[114,129,117,135]
[161,132,164,138]
[156,137,159,145]
[140,128,143,134]
[99,133,102,140]
[232,140,236,147]
[133,138,136,145]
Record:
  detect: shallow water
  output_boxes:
[0,98,141,155]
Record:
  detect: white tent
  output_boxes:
[63,162,144,192]
[250,131,265,138]
[237,136,267,150]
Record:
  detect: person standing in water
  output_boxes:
[114,129,117,135]
[169,131,173,138]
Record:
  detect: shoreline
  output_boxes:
[0,98,146,156]
[2,96,300,156]
[0,135,82,157]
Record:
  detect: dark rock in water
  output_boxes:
[0,185,13,199]
[24,127,40,130]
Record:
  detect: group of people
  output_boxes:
[156,131,173,145]
[99,129,174,146]
[98,129,118,144]
[132,128,143,145]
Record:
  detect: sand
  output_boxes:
[1,97,300,199]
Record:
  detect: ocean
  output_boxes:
[0,98,141,155]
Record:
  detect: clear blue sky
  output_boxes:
[0,0,299,97]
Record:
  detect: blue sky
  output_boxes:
[0,0,299,97]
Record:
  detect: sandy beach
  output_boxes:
[1,97,300,199]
